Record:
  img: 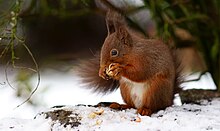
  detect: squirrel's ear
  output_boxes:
[105,10,124,35]
[105,10,132,46]
[106,20,115,35]
[117,26,133,47]
[106,10,117,35]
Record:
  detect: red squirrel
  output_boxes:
[78,10,181,116]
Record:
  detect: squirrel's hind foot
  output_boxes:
[137,108,152,116]
[109,102,132,110]
[95,102,132,110]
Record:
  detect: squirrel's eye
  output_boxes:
[110,49,118,57]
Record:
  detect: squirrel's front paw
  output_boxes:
[99,67,111,80]
[106,63,122,79]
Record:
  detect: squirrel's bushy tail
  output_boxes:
[76,53,120,94]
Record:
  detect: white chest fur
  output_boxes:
[121,77,149,109]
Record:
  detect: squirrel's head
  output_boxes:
[99,10,133,80]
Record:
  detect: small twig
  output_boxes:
[14,34,25,43]
[183,71,207,83]
[4,43,40,108]
[0,0,41,108]
[5,61,16,90]
[4,61,37,89]
[15,43,40,108]
[12,64,37,72]
[0,39,13,58]
[173,15,209,24]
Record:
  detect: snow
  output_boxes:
[0,67,219,131]
[182,72,216,90]
[0,68,123,119]
[0,99,220,131]
[0,117,51,131]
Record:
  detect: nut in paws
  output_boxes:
[106,63,121,79]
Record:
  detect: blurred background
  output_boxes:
[0,0,219,118]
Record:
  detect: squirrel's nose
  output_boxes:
[99,66,110,80]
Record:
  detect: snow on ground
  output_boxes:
[0,98,220,131]
[0,67,218,130]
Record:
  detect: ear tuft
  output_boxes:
[105,10,132,46]
[106,20,115,34]
[117,26,132,47]
[105,10,125,35]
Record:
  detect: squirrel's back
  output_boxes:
[77,10,181,115]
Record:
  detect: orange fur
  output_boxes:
[78,10,181,116]
[98,10,178,116]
